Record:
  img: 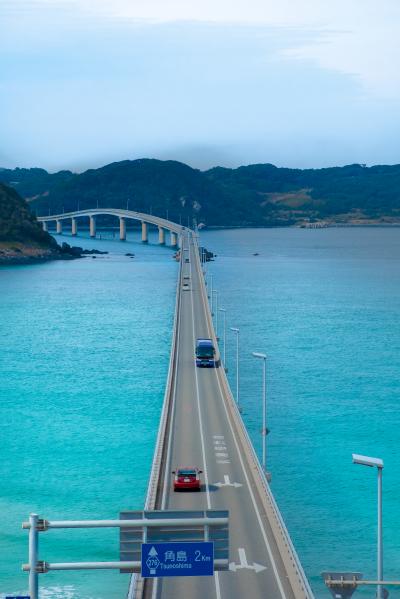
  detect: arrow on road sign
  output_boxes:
[215,475,242,488]
[149,546,158,557]
[229,548,267,573]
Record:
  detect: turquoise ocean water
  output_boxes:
[1,227,400,598]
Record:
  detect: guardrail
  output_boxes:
[127,235,183,599]
[192,234,315,599]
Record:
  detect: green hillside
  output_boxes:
[0,183,57,247]
[2,160,400,226]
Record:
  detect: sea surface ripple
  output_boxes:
[1,227,400,598]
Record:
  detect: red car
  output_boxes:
[172,467,202,491]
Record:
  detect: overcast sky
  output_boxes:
[1,0,400,171]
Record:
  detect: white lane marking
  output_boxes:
[213,435,224,439]
[161,283,182,510]
[215,475,243,488]
[152,239,186,599]
[189,240,221,599]
[217,459,231,464]
[213,370,287,598]
[198,258,287,599]
[229,548,267,573]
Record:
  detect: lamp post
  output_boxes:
[252,352,270,480]
[230,328,240,411]
[352,453,384,599]
[219,308,226,368]
[209,274,213,313]
[213,290,218,337]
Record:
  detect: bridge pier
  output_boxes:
[71,218,77,236]
[56,220,63,234]
[141,221,148,243]
[89,216,96,238]
[42,221,48,232]
[119,217,126,241]
[170,231,177,247]
[158,226,165,245]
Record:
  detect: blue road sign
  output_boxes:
[6,596,30,598]
[141,541,214,578]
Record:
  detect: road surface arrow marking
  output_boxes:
[229,548,267,573]
[214,475,243,488]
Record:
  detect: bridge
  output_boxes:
[37,208,184,246]
[37,211,314,598]
[126,226,314,598]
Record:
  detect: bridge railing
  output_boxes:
[192,234,315,599]
[127,235,183,599]
[37,208,184,235]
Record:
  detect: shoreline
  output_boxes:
[0,242,107,266]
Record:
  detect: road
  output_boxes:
[139,231,311,599]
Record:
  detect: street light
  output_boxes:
[213,290,218,337]
[219,308,226,368]
[352,453,384,599]
[252,352,271,481]
[230,328,240,411]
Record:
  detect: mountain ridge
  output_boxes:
[2,159,400,226]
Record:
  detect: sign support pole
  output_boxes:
[29,513,39,599]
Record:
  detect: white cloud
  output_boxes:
[3,0,400,98]
[88,0,400,99]
[2,1,400,169]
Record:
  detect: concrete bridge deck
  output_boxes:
[37,208,184,244]
[131,229,314,599]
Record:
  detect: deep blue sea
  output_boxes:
[1,227,400,599]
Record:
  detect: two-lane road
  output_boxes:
[140,232,311,599]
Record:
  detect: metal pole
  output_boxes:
[253,352,269,478]
[28,513,39,599]
[214,291,218,336]
[236,331,239,410]
[262,357,267,473]
[377,466,383,599]
[223,311,226,366]
[210,274,213,313]
[219,309,226,366]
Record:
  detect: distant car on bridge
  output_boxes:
[172,467,203,491]
[196,338,216,367]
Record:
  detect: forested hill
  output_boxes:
[2,160,400,226]
[0,183,57,247]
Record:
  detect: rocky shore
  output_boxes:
[0,241,108,265]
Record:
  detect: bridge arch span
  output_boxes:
[37,208,185,246]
